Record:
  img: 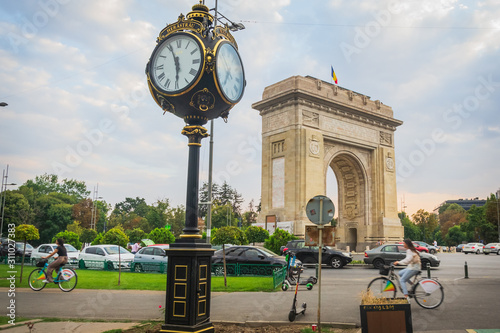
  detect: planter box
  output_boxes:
[360,299,412,333]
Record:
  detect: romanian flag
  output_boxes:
[331,66,338,84]
[383,280,396,292]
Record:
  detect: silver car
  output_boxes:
[462,243,484,254]
[131,245,169,272]
[364,244,440,269]
[483,243,500,255]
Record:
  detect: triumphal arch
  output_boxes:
[252,76,404,251]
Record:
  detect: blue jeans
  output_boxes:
[398,268,420,295]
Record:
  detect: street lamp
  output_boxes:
[0,102,7,107]
[496,189,500,243]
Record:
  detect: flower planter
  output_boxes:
[360,298,412,333]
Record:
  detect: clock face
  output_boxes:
[215,42,245,103]
[150,34,203,94]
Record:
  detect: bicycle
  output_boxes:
[367,263,444,309]
[28,259,78,292]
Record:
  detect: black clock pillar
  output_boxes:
[145,3,245,332]
[162,125,214,333]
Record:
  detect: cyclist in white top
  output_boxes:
[394,239,421,300]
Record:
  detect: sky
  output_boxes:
[0,0,499,219]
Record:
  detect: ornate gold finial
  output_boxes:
[187,1,213,26]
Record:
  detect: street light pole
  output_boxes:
[0,102,7,107]
[0,165,16,238]
[496,189,500,243]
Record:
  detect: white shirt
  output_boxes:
[131,243,141,252]
[399,249,421,270]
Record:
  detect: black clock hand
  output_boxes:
[167,44,180,85]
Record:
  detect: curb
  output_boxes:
[0,319,43,330]
[211,320,358,329]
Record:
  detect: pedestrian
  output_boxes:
[433,239,437,247]
[131,241,141,254]
[393,239,421,302]
[42,238,68,283]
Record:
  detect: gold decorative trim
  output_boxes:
[198,299,207,316]
[189,88,215,112]
[213,25,237,49]
[179,233,203,238]
[174,283,187,299]
[212,40,241,106]
[174,265,188,281]
[173,301,186,317]
[160,325,214,333]
[199,265,207,280]
[158,16,203,42]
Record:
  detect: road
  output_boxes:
[2,252,499,331]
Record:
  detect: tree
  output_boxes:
[146,199,170,231]
[66,221,83,236]
[38,202,74,244]
[444,225,467,246]
[399,212,420,240]
[72,198,94,229]
[165,205,185,237]
[1,191,32,227]
[245,226,269,244]
[91,233,104,245]
[438,204,466,238]
[264,228,297,255]
[52,231,81,250]
[112,197,149,217]
[102,227,129,249]
[80,228,98,247]
[20,173,89,201]
[412,209,438,243]
[211,226,247,287]
[125,228,146,243]
[241,199,258,228]
[148,228,176,245]
[14,224,40,283]
[210,204,238,229]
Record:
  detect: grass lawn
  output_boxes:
[0,264,277,292]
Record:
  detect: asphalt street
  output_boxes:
[2,252,499,331]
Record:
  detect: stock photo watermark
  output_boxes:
[5,224,17,325]
[7,0,73,53]
[396,74,500,183]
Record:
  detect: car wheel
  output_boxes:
[421,259,430,269]
[107,261,114,270]
[214,266,224,276]
[476,250,480,254]
[372,258,384,269]
[497,250,500,255]
[484,252,489,255]
[330,257,343,269]
[430,249,436,254]
[133,264,142,272]
[464,252,468,254]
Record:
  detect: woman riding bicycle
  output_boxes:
[42,238,68,283]
[393,239,421,301]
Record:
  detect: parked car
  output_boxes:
[212,245,295,275]
[78,244,134,269]
[280,240,352,269]
[364,244,440,269]
[31,243,80,265]
[413,241,438,254]
[131,244,169,272]
[0,241,34,258]
[462,243,484,254]
[397,241,429,253]
[482,243,500,255]
[456,244,466,252]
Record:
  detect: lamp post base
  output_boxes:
[162,239,215,333]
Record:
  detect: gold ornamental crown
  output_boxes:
[186,1,213,25]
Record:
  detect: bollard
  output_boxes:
[427,262,431,278]
[464,261,469,279]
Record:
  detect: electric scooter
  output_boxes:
[288,265,307,322]
[282,251,317,291]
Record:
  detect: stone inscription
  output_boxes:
[272,157,285,208]
[265,112,290,133]
[323,117,378,143]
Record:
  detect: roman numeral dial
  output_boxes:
[150,34,203,94]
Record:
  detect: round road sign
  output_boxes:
[305,195,335,225]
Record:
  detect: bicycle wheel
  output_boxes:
[412,279,444,309]
[58,268,78,292]
[367,277,397,299]
[28,268,47,291]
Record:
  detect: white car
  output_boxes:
[78,244,134,270]
[462,243,484,254]
[483,243,500,255]
[31,243,80,265]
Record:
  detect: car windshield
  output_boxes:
[15,243,34,250]
[64,244,78,252]
[256,247,279,257]
[104,246,129,255]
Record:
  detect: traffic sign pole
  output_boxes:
[317,198,323,333]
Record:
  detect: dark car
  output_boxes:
[0,241,34,258]
[211,245,294,276]
[281,240,352,269]
[364,244,440,269]
[456,244,465,252]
